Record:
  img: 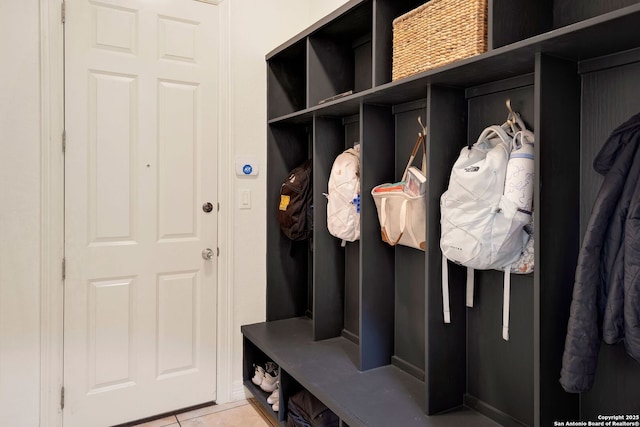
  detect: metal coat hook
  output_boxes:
[505,98,517,130]
[506,98,514,116]
[505,98,525,133]
[418,116,427,137]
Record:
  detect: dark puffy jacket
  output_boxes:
[560,112,640,393]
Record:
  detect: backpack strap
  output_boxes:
[466,268,474,307]
[443,259,513,341]
[502,266,512,341]
[442,260,475,323]
[442,255,451,323]
[478,124,512,147]
[468,124,511,150]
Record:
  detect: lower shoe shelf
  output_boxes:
[241,317,501,427]
[243,380,282,424]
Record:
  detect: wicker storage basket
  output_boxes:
[392,0,488,80]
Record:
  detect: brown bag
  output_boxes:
[277,159,313,241]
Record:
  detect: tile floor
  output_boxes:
[130,399,279,427]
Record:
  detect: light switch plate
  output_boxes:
[239,189,251,209]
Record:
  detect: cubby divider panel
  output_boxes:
[268,39,307,119]
[267,123,313,322]
[425,84,468,415]
[308,2,373,106]
[343,114,361,344]
[535,53,581,425]
[574,52,640,420]
[313,116,348,341]
[359,103,396,371]
[390,100,428,381]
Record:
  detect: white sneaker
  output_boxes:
[259,362,279,393]
[251,364,264,386]
[266,382,279,404]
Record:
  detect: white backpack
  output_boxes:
[326,145,361,246]
[440,112,533,341]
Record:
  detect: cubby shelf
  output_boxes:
[267,3,640,124]
[246,0,640,426]
[242,318,501,427]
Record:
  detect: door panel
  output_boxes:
[158,81,198,240]
[64,1,218,425]
[88,71,137,244]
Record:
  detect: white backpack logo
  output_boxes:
[326,145,361,245]
[440,107,534,341]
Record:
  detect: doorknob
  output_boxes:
[202,202,214,213]
[201,248,214,260]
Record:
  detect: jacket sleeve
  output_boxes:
[624,181,640,363]
[560,195,608,393]
[560,136,638,393]
[602,141,640,344]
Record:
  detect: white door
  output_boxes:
[64,0,219,425]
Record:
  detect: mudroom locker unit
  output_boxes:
[241,0,640,426]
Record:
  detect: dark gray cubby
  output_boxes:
[308,1,373,106]
[578,50,640,420]
[248,0,640,426]
[267,40,307,120]
[266,122,312,322]
[242,337,284,423]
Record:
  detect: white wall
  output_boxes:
[221,0,348,399]
[0,0,349,424]
[0,0,43,424]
